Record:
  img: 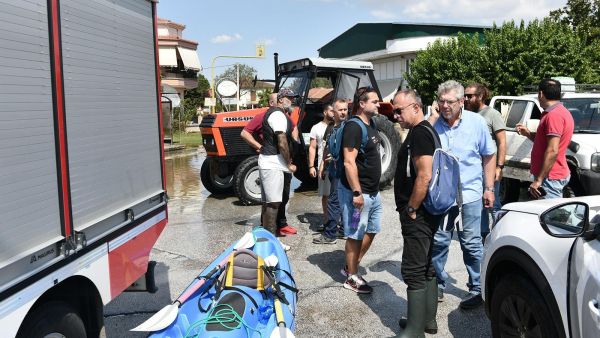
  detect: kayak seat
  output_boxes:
[224,248,271,290]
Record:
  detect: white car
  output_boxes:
[482,196,600,338]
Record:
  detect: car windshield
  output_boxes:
[562,98,600,133]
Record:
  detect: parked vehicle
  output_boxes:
[482,196,600,338]
[490,87,600,203]
[200,56,400,205]
[0,1,167,337]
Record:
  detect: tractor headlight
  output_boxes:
[592,152,600,172]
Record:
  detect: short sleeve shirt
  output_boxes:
[478,106,506,144]
[309,121,329,166]
[433,110,497,204]
[530,103,574,180]
[340,119,382,194]
[394,120,439,211]
[244,112,267,139]
[258,110,291,172]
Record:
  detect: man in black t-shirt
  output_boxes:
[393,90,442,337]
[339,88,382,294]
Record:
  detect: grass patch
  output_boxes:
[171,131,202,146]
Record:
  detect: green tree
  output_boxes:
[550,0,600,42]
[184,73,210,110]
[215,63,257,95]
[405,33,485,104]
[258,88,273,107]
[406,19,599,100]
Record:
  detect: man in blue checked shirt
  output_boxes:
[430,80,497,310]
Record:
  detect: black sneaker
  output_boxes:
[317,224,325,232]
[343,275,373,294]
[312,234,337,244]
[438,287,444,302]
[459,292,483,309]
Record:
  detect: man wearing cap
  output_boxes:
[241,92,298,236]
[258,88,297,235]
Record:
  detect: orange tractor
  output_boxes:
[200,56,400,205]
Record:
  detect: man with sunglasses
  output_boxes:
[340,87,382,294]
[431,80,496,310]
[393,89,443,336]
[464,83,506,241]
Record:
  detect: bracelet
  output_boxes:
[497,164,505,169]
[309,166,314,169]
[485,187,495,192]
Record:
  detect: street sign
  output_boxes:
[204,97,216,107]
[216,80,237,97]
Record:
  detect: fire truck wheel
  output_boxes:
[373,115,400,189]
[200,159,234,194]
[234,156,262,205]
[17,301,87,338]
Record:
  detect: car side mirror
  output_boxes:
[540,202,589,238]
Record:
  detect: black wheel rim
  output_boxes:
[499,295,543,338]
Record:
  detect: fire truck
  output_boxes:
[0,0,166,336]
[200,55,401,205]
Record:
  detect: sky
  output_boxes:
[157,0,568,82]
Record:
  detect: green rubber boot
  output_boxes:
[396,288,426,338]
[424,277,439,334]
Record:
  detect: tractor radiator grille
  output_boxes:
[220,127,254,156]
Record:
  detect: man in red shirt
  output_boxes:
[240,92,298,236]
[516,79,574,199]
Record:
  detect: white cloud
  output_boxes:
[210,33,243,44]
[370,9,396,19]
[363,0,566,24]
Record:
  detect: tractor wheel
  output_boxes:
[200,158,234,194]
[373,114,400,189]
[234,156,262,205]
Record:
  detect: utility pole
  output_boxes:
[236,64,240,111]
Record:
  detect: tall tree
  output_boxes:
[405,33,486,104]
[406,19,599,101]
[214,63,258,96]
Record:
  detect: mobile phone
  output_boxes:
[538,186,547,197]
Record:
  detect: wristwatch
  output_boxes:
[353,191,361,197]
[407,206,417,214]
[485,186,495,192]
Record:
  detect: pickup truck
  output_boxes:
[490,91,600,202]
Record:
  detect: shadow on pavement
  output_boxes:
[369,259,402,280]
[447,304,491,337]
[296,212,325,232]
[306,249,349,283]
[359,281,406,336]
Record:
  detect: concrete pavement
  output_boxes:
[103,166,491,337]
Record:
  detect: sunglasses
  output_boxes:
[393,102,416,115]
[464,94,478,99]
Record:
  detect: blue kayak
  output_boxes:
[148,227,297,338]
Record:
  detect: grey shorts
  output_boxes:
[318,173,331,197]
[259,169,284,203]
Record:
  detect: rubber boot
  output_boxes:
[424,277,439,334]
[396,288,426,338]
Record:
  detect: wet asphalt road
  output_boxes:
[102,148,492,337]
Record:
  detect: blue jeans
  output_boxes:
[323,171,341,239]
[432,200,483,293]
[481,180,502,236]
[338,184,382,240]
[541,176,570,199]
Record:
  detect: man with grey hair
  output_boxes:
[430,80,497,309]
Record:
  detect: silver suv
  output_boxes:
[490,92,600,202]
